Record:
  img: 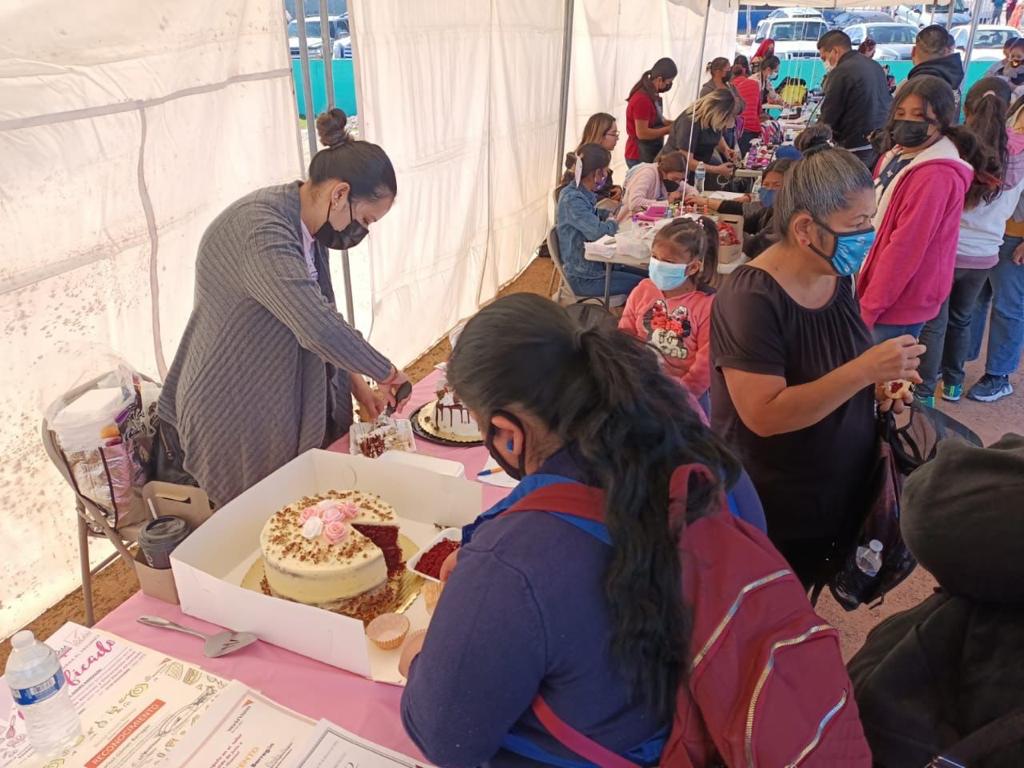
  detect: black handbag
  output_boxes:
[827,404,983,611]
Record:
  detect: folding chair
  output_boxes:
[546,227,627,308]
[40,373,152,625]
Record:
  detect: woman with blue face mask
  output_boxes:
[710,147,926,589]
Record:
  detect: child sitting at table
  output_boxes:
[555,143,647,298]
[619,151,695,219]
[618,217,718,410]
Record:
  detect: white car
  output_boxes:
[767,7,825,20]
[951,24,1020,60]
[844,22,920,60]
[288,16,347,59]
[745,18,832,60]
[894,2,971,28]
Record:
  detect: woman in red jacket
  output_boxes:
[858,75,989,343]
[625,58,677,167]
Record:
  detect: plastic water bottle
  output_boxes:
[751,176,762,203]
[5,631,81,757]
[855,539,884,578]
[694,162,706,195]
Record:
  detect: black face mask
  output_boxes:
[722,71,733,84]
[315,199,370,250]
[891,119,932,148]
[484,410,528,481]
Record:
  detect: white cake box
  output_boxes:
[170,449,481,684]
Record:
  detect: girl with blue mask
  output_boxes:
[619,217,719,408]
[710,147,926,590]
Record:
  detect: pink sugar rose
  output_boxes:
[299,506,319,523]
[321,506,343,523]
[324,521,351,544]
[338,502,360,521]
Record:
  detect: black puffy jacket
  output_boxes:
[820,50,893,151]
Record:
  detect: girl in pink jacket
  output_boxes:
[857,75,989,343]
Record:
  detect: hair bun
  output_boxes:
[316,108,350,149]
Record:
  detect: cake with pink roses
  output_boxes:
[259,490,405,618]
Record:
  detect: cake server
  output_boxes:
[385,380,413,416]
[137,615,258,658]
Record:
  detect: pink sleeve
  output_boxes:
[623,165,665,213]
[858,170,965,329]
[682,294,713,397]
[618,282,653,336]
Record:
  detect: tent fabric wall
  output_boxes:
[349,0,739,368]
[348,0,565,368]
[0,0,302,639]
[565,0,739,178]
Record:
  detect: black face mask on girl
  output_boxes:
[315,199,370,250]
[891,119,932,148]
[484,410,528,481]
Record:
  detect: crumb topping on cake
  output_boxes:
[262,490,396,567]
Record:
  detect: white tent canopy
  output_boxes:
[0,0,737,638]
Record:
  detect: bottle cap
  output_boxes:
[11,630,35,649]
[869,539,883,552]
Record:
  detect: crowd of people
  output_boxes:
[402,34,1024,767]
[158,27,1024,767]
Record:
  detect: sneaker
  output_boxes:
[916,394,936,408]
[967,374,1014,403]
[942,383,963,402]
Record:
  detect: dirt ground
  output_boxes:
[5,256,1022,669]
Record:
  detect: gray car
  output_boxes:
[844,22,920,60]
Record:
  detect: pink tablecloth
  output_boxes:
[97,368,501,759]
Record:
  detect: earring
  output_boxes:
[506,439,514,451]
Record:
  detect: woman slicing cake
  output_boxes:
[155,109,411,506]
[398,294,868,767]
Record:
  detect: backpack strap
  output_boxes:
[531,697,642,768]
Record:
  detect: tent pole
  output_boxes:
[693,0,713,106]
[320,0,336,110]
[962,0,984,83]
[296,10,318,156]
[745,4,751,36]
[554,0,575,184]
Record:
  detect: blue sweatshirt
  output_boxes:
[556,184,618,283]
[401,449,665,767]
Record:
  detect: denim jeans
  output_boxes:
[567,265,646,298]
[918,267,992,391]
[626,158,642,169]
[872,322,925,344]
[969,280,991,362]
[974,235,1024,376]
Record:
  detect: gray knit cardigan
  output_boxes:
[157,182,393,505]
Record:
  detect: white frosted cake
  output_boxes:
[434,381,481,439]
[259,490,405,619]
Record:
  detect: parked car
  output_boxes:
[745,18,832,60]
[895,2,971,28]
[820,8,851,27]
[288,15,347,59]
[767,7,824,19]
[833,10,898,27]
[845,22,920,59]
[951,24,1020,60]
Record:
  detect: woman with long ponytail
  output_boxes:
[400,295,868,766]
[625,57,677,167]
[919,77,1024,404]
